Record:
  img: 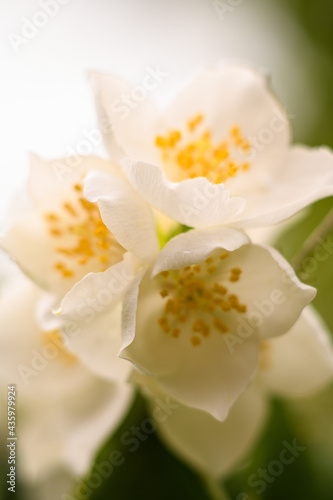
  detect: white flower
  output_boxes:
[90,64,333,229]
[0,273,133,484]
[134,306,333,478]
[60,223,315,421]
[1,154,159,381]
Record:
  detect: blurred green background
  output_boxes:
[1,0,333,498]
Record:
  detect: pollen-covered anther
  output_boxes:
[165,299,183,315]
[191,336,201,347]
[192,319,211,337]
[213,317,229,334]
[45,213,59,222]
[160,271,169,278]
[159,289,169,298]
[228,294,247,313]
[54,262,75,278]
[158,317,170,334]
[212,283,227,295]
[207,265,216,274]
[229,267,242,282]
[49,228,62,237]
[171,328,180,338]
[188,114,203,131]
[63,202,77,217]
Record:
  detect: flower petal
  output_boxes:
[90,71,160,164]
[220,244,316,340]
[84,170,159,262]
[121,159,245,228]
[59,253,137,382]
[161,64,290,170]
[0,274,134,481]
[0,212,77,296]
[28,154,120,211]
[259,306,333,396]
[234,146,333,227]
[152,226,250,276]
[147,382,267,478]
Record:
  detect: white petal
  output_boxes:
[122,159,245,228]
[60,381,133,477]
[28,154,120,211]
[148,383,267,478]
[259,307,333,396]
[59,253,137,381]
[223,244,316,339]
[20,378,133,481]
[84,171,159,262]
[152,226,250,276]
[90,71,160,163]
[162,64,290,169]
[25,470,76,499]
[0,274,134,481]
[234,146,333,227]
[36,292,62,331]
[61,301,131,382]
[0,212,77,296]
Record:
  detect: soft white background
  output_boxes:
[0,0,318,227]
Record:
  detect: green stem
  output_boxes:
[203,475,231,500]
[292,207,333,270]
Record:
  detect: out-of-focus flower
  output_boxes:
[1,154,159,381]
[61,223,315,421]
[1,154,158,296]
[134,306,333,477]
[91,65,333,229]
[0,273,133,484]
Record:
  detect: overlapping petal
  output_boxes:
[84,170,159,262]
[259,306,333,396]
[58,252,138,381]
[148,383,267,478]
[0,275,133,481]
[121,159,245,228]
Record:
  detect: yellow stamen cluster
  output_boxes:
[155,114,252,183]
[45,182,124,279]
[42,330,78,365]
[157,252,247,347]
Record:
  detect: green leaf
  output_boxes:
[74,392,217,500]
[274,198,333,333]
[224,398,332,500]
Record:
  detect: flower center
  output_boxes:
[44,182,125,279]
[42,330,78,365]
[157,251,247,347]
[155,114,252,183]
